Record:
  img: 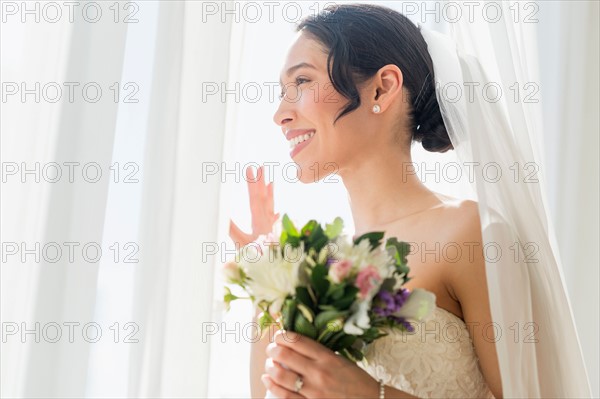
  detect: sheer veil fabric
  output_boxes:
[418,25,592,398]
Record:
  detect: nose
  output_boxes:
[272,96,295,127]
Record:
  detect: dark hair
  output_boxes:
[296,3,453,153]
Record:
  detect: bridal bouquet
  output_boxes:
[223,214,435,362]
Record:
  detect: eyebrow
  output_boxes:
[278,62,317,86]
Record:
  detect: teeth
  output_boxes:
[289,132,315,148]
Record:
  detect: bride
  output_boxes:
[229,3,591,399]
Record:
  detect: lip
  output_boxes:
[288,130,316,158]
[285,129,316,141]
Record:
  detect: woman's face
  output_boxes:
[273,31,386,184]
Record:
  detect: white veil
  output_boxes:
[418,25,592,398]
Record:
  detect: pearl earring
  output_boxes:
[372,104,381,113]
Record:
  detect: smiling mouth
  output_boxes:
[288,131,316,150]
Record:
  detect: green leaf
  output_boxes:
[331,285,359,310]
[331,333,357,352]
[314,310,347,332]
[359,327,385,343]
[282,298,297,331]
[310,235,329,253]
[297,303,315,323]
[311,264,330,299]
[341,345,364,362]
[379,278,396,293]
[322,330,346,347]
[300,221,329,253]
[353,231,385,249]
[301,220,318,237]
[326,283,346,300]
[282,214,299,237]
[386,237,411,278]
[223,287,238,312]
[317,304,338,311]
[286,235,301,248]
[295,286,314,308]
[257,311,278,339]
[294,312,317,339]
[317,327,336,343]
[279,231,288,247]
[316,317,344,343]
[324,217,344,239]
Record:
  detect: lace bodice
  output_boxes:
[358,306,495,398]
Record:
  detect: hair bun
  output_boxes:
[419,122,453,153]
[412,78,454,153]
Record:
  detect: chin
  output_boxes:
[289,161,317,184]
[292,160,336,184]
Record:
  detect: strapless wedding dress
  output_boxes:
[358,306,495,398]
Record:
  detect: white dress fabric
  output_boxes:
[358,306,494,399]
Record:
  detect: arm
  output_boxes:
[227,165,280,397]
[250,309,280,399]
[445,201,503,399]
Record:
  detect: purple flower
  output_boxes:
[378,291,397,311]
[390,315,415,332]
[372,288,414,328]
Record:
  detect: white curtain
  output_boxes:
[1,1,231,397]
[1,1,597,398]
[537,1,599,395]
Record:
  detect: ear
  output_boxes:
[370,64,404,112]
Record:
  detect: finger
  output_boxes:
[229,219,253,247]
[246,166,258,194]
[249,164,259,182]
[266,342,313,375]
[267,182,275,212]
[273,330,323,360]
[248,167,267,210]
[247,165,265,195]
[265,358,305,394]
[257,165,265,184]
[251,165,264,186]
[261,374,305,399]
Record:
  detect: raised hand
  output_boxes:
[229,165,280,248]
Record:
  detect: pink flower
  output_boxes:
[223,260,242,283]
[355,265,381,299]
[328,259,353,283]
[262,232,279,248]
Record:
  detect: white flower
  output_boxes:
[332,237,394,279]
[240,241,305,314]
[344,299,371,335]
[393,288,436,321]
[222,260,242,284]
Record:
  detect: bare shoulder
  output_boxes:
[431,193,482,240]
[432,196,484,289]
[433,195,504,398]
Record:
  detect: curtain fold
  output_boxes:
[1,1,233,397]
[1,13,129,398]
[127,2,233,397]
[537,1,600,395]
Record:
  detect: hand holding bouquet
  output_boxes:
[223,214,435,362]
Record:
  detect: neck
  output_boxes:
[338,146,439,236]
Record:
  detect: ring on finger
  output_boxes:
[294,375,304,393]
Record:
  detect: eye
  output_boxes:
[295,76,310,85]
[279,76,311,100]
